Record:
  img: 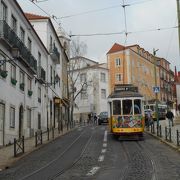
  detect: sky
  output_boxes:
[17,0,180,71]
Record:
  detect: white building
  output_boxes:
[0,1,67,146]
[69,56,109,122]
[25,13,70,130]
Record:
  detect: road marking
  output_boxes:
[101,149,106,153]
[103,143,107,148]
[98,155,104,162]
[103,130,107,142]
[86,166,100,176]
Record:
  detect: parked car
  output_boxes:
[98,111,108,125]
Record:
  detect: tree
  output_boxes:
[68,38,90,123]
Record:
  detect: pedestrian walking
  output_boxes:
[146,110,152,127]
[94,113,97,125]
[166,109,174,127]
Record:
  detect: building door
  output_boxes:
[19,105,23,138]
[0,103,5,146]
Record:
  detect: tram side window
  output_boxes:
[113,100,121,115]
[123,100,132,115]
[134,99,141,114]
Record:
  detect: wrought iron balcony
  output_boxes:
[37,66,46,83]
[49,45,60,64]
[0,20,37,74]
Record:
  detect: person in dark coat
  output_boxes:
[166,110,174,127]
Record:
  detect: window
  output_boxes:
[0,54,6,71]
[101,89,106,99]
[80,73,86,82]
[115,58,121,66]
[27,37,32,52]
[20,27,25,43]
[81,90,88,99]
[38,52,41,67]
[50,66,53,84]
[27,77,31,90]
[0,103,5,131]
[134,99,141,114]
[27,108,31,128]
[50,36,53,51]
[123,100,132,115]
[115,74,122,82]
[38,87,41,103]
[113,100,121,115]
[100,73,106,82]
[38,113,41,129]
[1,1,7,21]
[53,70,55,88]
[11,15,17,33]
[10,107,15,128]
[19,71,25,84]
[11,64,16,79]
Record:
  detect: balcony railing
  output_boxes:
[0,20,37,74]
[49,45,60,64]
[38,66,46,83]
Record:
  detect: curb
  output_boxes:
[145,130,180,153]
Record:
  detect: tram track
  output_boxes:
[19,125,96,180]
[48,127,95,180]
[120,140,157,180]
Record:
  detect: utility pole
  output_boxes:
[153,48,159,126]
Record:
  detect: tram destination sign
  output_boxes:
[115,85,138,92]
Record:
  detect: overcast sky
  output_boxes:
[17,0,180,70]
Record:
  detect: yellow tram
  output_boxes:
[108,84,145,139]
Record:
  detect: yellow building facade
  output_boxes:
[107,43,160,103]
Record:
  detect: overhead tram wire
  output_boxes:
[69,25,179,37]
[56,0,155,20]
[165,18,178,60]
[28,0,67,34]
[69,31,125,37]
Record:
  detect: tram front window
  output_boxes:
[113,100,121,115]
[134,99,141,114]
[123,100,132,115]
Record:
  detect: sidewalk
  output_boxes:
[146,118,180,151]
[0,125,75,171]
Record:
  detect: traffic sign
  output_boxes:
[153,86,160,93]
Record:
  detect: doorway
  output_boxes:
[19,105,23,138]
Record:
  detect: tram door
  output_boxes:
[0,103,5,146]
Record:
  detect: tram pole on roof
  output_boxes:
[153,48,159,126]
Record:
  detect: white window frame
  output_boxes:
[11,14,17,33]
[80,73,86,82]
[27,37,32,52]
[115,58,121,66]
[101,89,106,99]
[11,64,16,79]
[1,1,7,21]
[20,26,25,43]
[19,71,25,84]
[10,107,15,128]
[27,108,31,128]
[81,90,88,99]
[115,73,122,82]
[100,72,106,82]
[27,77,31,90]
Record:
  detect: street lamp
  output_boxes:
[153,48,159,126]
